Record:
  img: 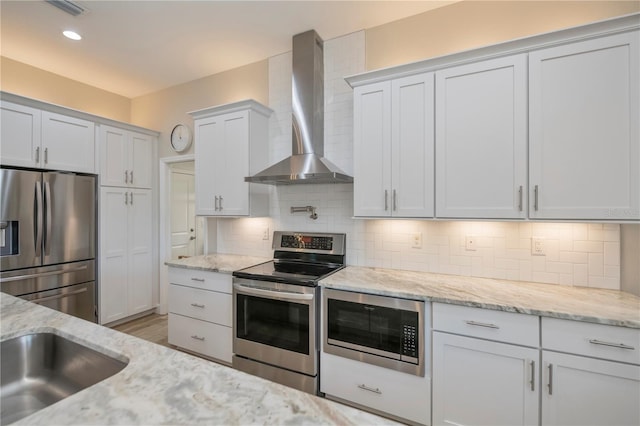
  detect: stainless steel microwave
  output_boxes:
[322,288,425,376]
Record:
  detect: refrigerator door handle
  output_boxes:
[0,265,88,283]
[44,181,52,256]
[35,181,43,258]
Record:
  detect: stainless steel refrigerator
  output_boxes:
[0,167,97,322]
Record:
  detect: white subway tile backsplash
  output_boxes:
[211,31,622,291]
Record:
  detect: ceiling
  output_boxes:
[1,0,456,98]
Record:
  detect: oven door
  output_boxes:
[233,278,317,376]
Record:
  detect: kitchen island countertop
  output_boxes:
[320,266,640,329]
[0,293,396,425]
[165,253,270,274]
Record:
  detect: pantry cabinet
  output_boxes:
[1,101,95,173]
[435,54,527,219]
[353,73,434,218]
[541,317,640,426]
[190,100,270,217]
[99,187,153,324]
[432,303,540,426]
[529,31,639,220]
[167,267,233,364]
[99,124,154,189]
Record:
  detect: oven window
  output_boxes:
[327,299,417,356]
[236,294,309,355]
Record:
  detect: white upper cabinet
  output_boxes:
[529,31,639,220]
[191,100,270,217]
[0,101,41,168]
[354,73,435,217]
[99,124,154,189]
[435,54,527,219]
[1,101,94,173]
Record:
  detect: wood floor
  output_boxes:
[113,313,170,347]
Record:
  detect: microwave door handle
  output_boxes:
[233,283,313,301]
[34,181,43,258]
[44,181,52,256]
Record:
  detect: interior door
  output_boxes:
[171,170,196,259]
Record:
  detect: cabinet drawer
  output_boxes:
[168,267,232,293]
[433,303,539,347]
[168,313,232,364]
[542,317,640,365]
[321,352,430,425]
[168,284,232,327]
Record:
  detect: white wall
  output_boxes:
[212,31,622,291]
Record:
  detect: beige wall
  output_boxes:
[0,57,131,122]
[366,1,640,71]
[130,60,268,159]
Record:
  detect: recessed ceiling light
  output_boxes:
[63,30,82,41]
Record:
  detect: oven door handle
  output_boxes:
[233,283,314,301]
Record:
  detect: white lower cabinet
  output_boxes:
[541,317,640,426]
[432,332,539,426]
[321,351,431,425]
[432,303,540,426]
[167,267,232,364]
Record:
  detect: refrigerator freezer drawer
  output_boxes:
[22,281,97,323]
[0,260,95,297]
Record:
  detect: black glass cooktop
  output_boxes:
[233,260,343,286]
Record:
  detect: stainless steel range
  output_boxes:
[232,231,346,395]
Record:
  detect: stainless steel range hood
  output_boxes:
[245,30,353,185]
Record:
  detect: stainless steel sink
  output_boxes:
[0,332,127,425]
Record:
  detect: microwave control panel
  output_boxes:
[402,324,418,358]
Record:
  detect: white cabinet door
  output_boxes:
[529,31,639,220]
[354,81,392,217]
[42,111,95,173]
[99,187,130,324]
[392,73,435,218]
[0,101,41,168]
[432,332,539,426]
[212,111,250,216]
[436,55,527,219]
[99,187,152,324]
[127,189,152,315]
[194,116,218,216]
[99,125,153,189]
[542,351,640,426]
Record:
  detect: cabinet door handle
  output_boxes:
[130,170,134,184]
[518,185,523,212]
[190,303,205,308]
[191,277,205,282]
[35,146,40,163]
[393,189,397,211]
[547,363,553,395]
[357,384,382,395]
[214,196,219,211]
[589,339,635,350]
[190,335,205,341]
[384,190,388,211]
[530,360,535,391]
[130,192,133,205]
[219,196,223,211]
[465,320,499,329]
[534,185,539,211]
[44,147,48,164]
[125,170,129,184]
[124,192,128,205]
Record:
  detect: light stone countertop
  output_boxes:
[0,293,397,426]
[320,266,640,329]
[165,253,270,273]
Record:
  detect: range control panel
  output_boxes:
[273,231,346,255]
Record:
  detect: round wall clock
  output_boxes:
[170,124,192,153]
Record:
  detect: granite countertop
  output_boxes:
[320,266,640,329]
[165,253,270,274]
[0,293,396,425]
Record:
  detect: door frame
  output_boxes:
[158,154,197,315]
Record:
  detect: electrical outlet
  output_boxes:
[262,226,270,241]
[531,237,545,256]
[412,232,422,249]
[465,236,476,251]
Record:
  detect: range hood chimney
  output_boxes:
[245,30,353,185]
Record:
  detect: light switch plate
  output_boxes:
[465,236,476,251]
